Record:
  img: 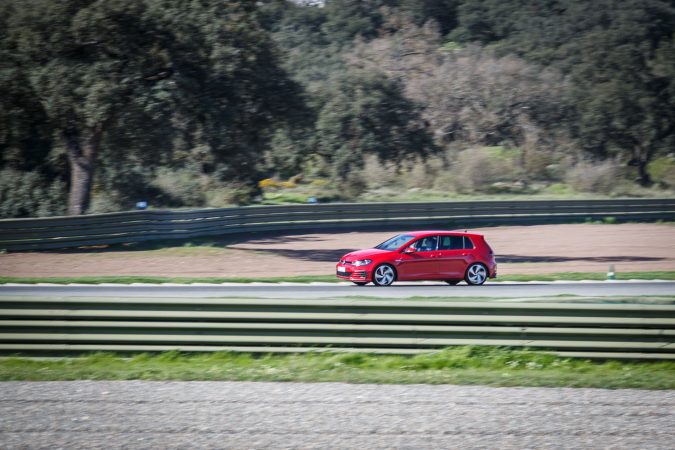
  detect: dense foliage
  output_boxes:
[1,0,674,217]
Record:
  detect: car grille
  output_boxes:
[336,269,366,278]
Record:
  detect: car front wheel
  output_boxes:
[464,263,488,286]
[373,264,396,286]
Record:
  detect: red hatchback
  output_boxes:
[336,231,497,286]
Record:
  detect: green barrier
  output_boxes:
[0,297,673,359]
[2,198,674,250]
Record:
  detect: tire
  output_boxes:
[464,263,488,285]
[353,282,368,286]
[445,280,461,285]
[372,264,396,286]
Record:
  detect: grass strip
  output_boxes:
[1,271,674,285]
[1,347,673,389]
[498,271,675,281]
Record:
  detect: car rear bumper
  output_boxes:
[489,261,497,278]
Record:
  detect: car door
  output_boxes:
[395,236,439,280]
[436,235,471,278]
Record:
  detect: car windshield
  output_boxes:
[374,234,414,251]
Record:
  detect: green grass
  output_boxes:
[496,271,675,282]
[383,295,675,304]
[1,347,673,389]
[1,271,674,284]
[357,187,675,203]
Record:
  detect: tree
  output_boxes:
[557,1,675,185]
[3,0,302,214]
[0,2,53,174]
[451,0,675,185]
[316,71,437,179]
[394,0,460,36]
[321,0,387,43]
[350,18,572,159]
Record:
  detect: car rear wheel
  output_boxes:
[373,264,396,286]
[353,282,368,286]
[445,280,461,285]
[464,263,488,285]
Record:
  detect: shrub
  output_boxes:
[403,159,441,190]
[450,147,522,193]
[205,183,257,207]
[88,193,125,214]
[523,148,557,180]
[152,167,206,206]
[258,178,277,189]
[647,155,675,188]
[0,168,66,218]
[337,171,368,200]
[204,187,239,208]
[565,160,624,194]
[362,155,402,190]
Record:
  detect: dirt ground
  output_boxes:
[1,223,674,278]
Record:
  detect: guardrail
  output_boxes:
[1,198,674,251]
[0,297,673,360]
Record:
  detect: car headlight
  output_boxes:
[352,259,372,266]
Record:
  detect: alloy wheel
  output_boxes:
[465,263,487,285]
[373,264,395,286]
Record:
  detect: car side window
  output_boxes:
[439,235,464,250]
[412,236,438,251]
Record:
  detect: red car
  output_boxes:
[336,231,497,286]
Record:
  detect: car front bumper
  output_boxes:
[336,266,371,282]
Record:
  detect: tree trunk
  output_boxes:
[65,124,103,215]
[633,145,653,187]
[636,159,652,187]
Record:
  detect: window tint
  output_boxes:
[411,236,438,251]
[439,235,464,250]
[463,236,474,249]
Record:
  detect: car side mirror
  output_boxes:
[403,247,416,254]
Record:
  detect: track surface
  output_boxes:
[1,281,674,298]
[1,381,673,449]
[3,224,675,278]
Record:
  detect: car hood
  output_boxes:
[340,248,390,261]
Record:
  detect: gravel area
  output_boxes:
[1,223,674,278]
[1,381,673,449]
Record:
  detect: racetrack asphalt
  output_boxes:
[0,281,674,299]
[1,381,673,449]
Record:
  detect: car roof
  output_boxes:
[404,230,483,238]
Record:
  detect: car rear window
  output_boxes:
[463,236,474,249]
[439,235,475,250]
[439,235,464,250]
